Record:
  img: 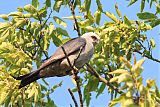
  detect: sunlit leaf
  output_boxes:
[119,57,132,69]
[32,0,39,9]
[56,27,69,37]
[109,69,128,74]
[94,10,101,25]
[24,4,37,13]
[78,19,94,28]
[53,0,62,12]
[51,32,62,46]
[105,12,118,22]
[0,14,8,20]
[118,73,132,83]
[62,16,82,20]
[150,38,156,48]
[115,3,122,18]
[8,12,22,17]
[53,16,67,28]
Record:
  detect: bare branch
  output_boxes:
[86,63,123,94]
[68,1,81,37]
[68,88,78,107]
[134,49,160,63]
[61,46,83,107]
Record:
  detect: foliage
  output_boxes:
[0,0,159,106]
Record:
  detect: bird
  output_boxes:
[13,32,100,89]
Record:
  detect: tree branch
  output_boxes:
[86,63,123,94]
[134,49,160,63]
[61,46,83,107]
[68,88,78,107]
[68,0,81,37]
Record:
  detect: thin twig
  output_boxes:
[134,49,160,63]
[42,9,53,28]
[68,1,81,37]
[21,89,25,107]
[68,88,78,107]
[86,63,123,94]
[61,46,83,107]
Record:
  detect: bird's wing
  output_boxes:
[39,37,86,70]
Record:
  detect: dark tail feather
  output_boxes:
[13,70,41,89]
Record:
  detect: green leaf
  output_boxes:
[56,27,69,37]
[109,69,128,74]
[94,10,101,25]
[62,16,82,20]
[51,32,62,46]
[115,3,122,18]
[15,19,26,27]
[24,4,37,13]
[17,7,24,12]
[96,83,106,98]
[8,12,22,16]
[32,0,39,9]
[0,23,10,30]
[128,0,138,6]
[150,38,156,48]
[140,0,145,12]
[137,12,157,20]
[49,23,55,35]
[124,15,131,26]
[42,78,49,86]
[53,0,62,12]
[96,0,103,12]
[105,12,118,22]
[118,73,132,83]
[0,14,8,20]
[85,0,91,13]
[84,86,91,107]
[150,19,160,28]
[20,68,30,74]
[78,19,94,28]
[119,57,132,69]
[45,0,51,7]
[53,16,67,28]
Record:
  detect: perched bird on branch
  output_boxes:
[13,32,100,89]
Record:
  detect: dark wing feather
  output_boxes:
[39,37,86,70]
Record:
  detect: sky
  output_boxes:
[0,0,159,107]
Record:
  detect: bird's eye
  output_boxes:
[91,36,97,41]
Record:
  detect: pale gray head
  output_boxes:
[81,32,100,45]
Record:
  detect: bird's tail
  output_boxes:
[12,70,41,89]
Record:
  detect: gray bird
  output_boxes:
[14,32,100,88]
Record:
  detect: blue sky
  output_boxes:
[0,0,159,106]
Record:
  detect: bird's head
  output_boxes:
[81,32,100,46]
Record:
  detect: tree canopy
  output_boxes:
[0,0,159,106]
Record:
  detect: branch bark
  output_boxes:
[61,46,83,107]
[68,1,81,37]
[68,88,78,107]
[134,49,160,63]
[86,63,123,94]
